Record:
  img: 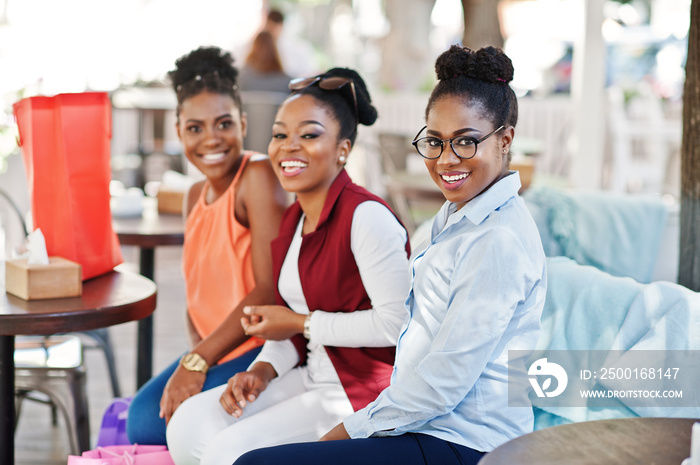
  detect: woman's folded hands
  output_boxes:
[241,305,306,340]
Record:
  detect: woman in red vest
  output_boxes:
[232,46,547,465]
[166,68,412,465]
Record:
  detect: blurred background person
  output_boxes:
[261,7,318,79]
[238,31,291,94]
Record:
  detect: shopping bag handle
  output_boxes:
[96,444,137,465]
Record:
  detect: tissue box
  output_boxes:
[156,187,185,215]
[5,257,82,300]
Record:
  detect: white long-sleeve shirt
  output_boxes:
[250,201,410,380]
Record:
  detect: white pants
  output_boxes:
[166,365,354,465]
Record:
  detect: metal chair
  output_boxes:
[376,132,444,234]
[79,328,121,397]
[14,335,90,454]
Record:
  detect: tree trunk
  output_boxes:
[679,0,700,291]
[379,0,437,91]
[461,0,504,49]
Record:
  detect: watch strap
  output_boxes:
[303,313,313,340]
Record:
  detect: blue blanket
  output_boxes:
[533,257,700,429]
[523,186,668,283]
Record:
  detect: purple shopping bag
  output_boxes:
[96,397,132,447]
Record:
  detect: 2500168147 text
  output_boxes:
[582,367,680,381]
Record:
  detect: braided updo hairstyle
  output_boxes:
[290,67,377,146]
[426,45,518,133]
[168,46,242,121]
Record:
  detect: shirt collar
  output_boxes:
[433,171,522,235]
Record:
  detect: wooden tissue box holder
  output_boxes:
[156,187,185,215]
[5,257,82,300]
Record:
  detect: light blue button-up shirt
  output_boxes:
[343,172,547,452]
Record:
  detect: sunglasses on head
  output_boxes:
[288,75,358,124]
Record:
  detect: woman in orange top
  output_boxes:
[127,46,288,445]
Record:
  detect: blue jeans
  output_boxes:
[126,347,261,445]
[233,433,485,465]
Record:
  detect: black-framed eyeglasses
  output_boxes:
[411,125,505,160]
[288,75,358,124]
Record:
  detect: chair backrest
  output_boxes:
[377,132,413,175]
[0,188,29,261]
[14,335,83,369]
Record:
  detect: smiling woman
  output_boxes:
[230,46,547,465]
[165,67,412,465]
[126,46,288,446]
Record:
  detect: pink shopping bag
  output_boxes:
[67,444,175,465]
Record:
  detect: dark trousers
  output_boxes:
[233,433,485,465]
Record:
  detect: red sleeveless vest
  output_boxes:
[270,169,410,411]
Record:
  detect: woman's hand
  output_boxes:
[220,362,277,417]
[241,305,306,340]
[320,423,351,441]
[159,366,206,424]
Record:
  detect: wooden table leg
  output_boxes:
[136,247,155,389]
[0,334,16,465]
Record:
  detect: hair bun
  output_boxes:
[434,45,514,85]
[169,46,238,92]
[323,67,378,127]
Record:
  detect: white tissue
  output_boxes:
[26,228,49,265]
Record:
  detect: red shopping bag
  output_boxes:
[67,444,175,465]
[13,92,123,279]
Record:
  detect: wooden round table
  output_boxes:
[1,264,157,465]
[112,197,184,388]
[112,197,185,249]
[479,417,699,465]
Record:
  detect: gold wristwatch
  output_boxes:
[180,353,209,374]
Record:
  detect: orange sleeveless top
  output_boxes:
[182,152,263,362]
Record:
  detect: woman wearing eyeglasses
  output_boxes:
[232,45,547,465]
[166,68,411,465]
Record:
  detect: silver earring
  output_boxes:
[339,156,347,164]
